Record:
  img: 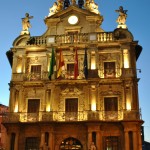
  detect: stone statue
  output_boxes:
[57,0,63,11]
[90,142,96,150]
[64,0,70,9]
[49,2,58,16]
[115,6,128,25]
[71,0,76,5]
[85,0,100,14]
[22,13,33,31]
[78,0,84,8]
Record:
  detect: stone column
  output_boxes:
[133,131,138,150]
[88,132,92,149]
[6,133,11,150]
[18,88,24,112]
[96,131,100,150]
[40,132,45,149]
[124,131,129,150]
[138,130,142,150]
[14,132,19,150]
[10,88,16,112]
[49,132,53,150]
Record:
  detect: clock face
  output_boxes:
[68,15,78,25]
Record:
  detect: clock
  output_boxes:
[68,15,79,25]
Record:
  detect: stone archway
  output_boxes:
[59,137,83,150]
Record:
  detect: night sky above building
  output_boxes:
[0,0,150,142]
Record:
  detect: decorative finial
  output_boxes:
[21,13,33,35]
[115,6,128,29]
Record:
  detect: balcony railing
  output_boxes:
[12,68,136,81]
[26,32,114,46]
[2,110,141,123]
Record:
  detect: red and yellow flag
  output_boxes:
[57,49,65,78]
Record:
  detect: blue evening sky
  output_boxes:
[0,0,150,142]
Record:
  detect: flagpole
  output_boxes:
[74,47,79,79]
[84,48,88,79]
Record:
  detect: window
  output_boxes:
[103,136,120,150]
[28,99,40,113]
[27,99,40,121]
[25,137,40,150]
[104,97,118,120]
[45,132,49,146]
[60,137,82,150]
[104,97,118,112]
[30,65,41,80]
[66,63,74,79]
[104,62,115,78]
[65,98,78,121]
[10,133,15,150]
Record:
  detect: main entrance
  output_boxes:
[60,137,83,150]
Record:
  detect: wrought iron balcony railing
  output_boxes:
[12,68,136,81]
[2,110,141,123]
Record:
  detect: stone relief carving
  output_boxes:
[58,86,85,111]
[23,88,45,111]
[98,52,121,78]
[99,89,123,111]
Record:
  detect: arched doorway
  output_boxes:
[60,137,83,150]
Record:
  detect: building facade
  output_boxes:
[0,104,8,149]
[3,0,143,150]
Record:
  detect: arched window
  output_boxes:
[60,137,83,150]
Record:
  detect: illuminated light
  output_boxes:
[17,66,22,73]
[123,49,130,68]
[127,102,131,110]
[46,105,51,112]
[91,103,96,111]
[91,55,96,70]
[14,103,18,112]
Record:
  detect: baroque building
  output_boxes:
[3,0,143,150]
[0,104,8,149]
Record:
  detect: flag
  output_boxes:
[84,48,88,79]
[48,48,56,80]
[57,49,65,78]
[74,47,79,79]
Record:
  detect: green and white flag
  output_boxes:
[48,48,56,80]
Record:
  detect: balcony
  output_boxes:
[26,32,114,46]
[2,110,141,123]
[12,68,136,82]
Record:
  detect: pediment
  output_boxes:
[45,5,101,21]
[44,5,103,36]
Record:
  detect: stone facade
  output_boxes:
[3,1,143,150]
[0,104,8,149]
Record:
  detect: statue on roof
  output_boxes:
[21,13,33,35]
[22,13,33,31]
[115,6,127,25]
[64,0,70,9]
[48,0,63,16]
[71,0,76,5]
[85,0,100,14]
[49,2,58,16]
[57,0,63,11]
[78,0,84,8]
